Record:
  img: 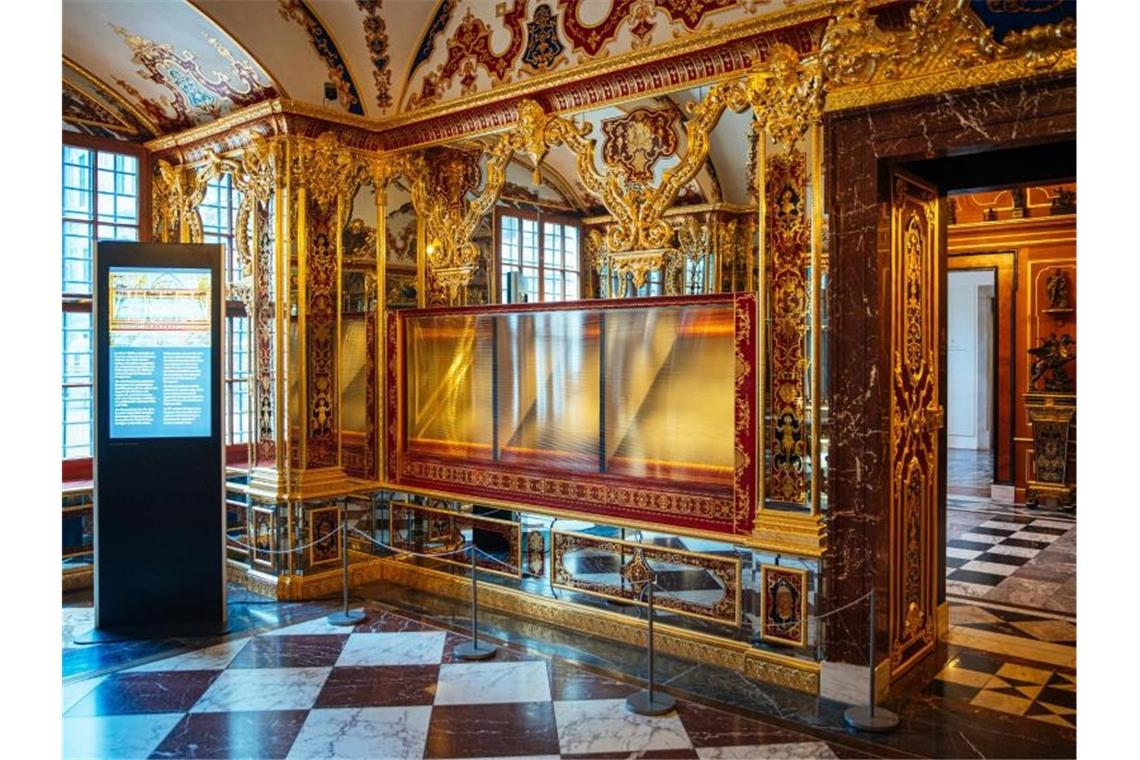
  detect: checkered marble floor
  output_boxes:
[945,506,1075,614]
[950,602,1076,646]
[929,650,1076,730]
[63,607,847,759]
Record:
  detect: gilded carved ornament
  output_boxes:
[154,158,210,243]
[228,133,280,287]
[400,100,556,304]
[818,0,1075,91]
[291,132,370,215]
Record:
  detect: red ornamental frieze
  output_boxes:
[733,292,757,532]
[401,459,738,531]
[254,201,277,464]
[766,153,808,505]
[385,19,819,151]
[306,207,338,468]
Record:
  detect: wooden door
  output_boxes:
[888,170,944,678]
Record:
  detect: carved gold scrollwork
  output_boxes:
[819,0,1074,94]
[676,216,711,262]
[531,84,741,255]
[154,158,211,244]
[741,44,823,151]
[403,99,557,305]
[888,172,940,677]
[291,132,370,215]
[229,133,279,283]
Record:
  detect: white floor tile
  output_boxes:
[335,631,446,667]
[960,560,1019,576]
[190,666,331,713]
[553,698,691,754]
[63,712,184,760]
[986,544,1040,559]
[435,660,551,705]
[960,533,1004,545]
[264,613,368,636]
[1010,531,1060,543]
[62,676,107,714]
[947,547,983,560]
[979,521,1026,532]
[286,706,431,760]
[126,638,250,672]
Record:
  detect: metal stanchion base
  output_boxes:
[626,691,676,715]
[843,705,900,732]
[326,609,367,626]
[454,640,497,660]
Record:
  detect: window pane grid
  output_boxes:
[226,315,251,444]
[498,213,581,304]
[201,174,243,285]
[62,146,140,459]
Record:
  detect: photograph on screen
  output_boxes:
[107,267,212,439]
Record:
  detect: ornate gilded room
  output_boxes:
[53,1,1083,758]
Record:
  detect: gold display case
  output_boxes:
[390,294,758,538]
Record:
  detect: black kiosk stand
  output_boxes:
[80,242,227,641]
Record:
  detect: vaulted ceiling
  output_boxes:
[62,0,805,142]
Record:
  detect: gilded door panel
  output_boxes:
[888,171,943,678]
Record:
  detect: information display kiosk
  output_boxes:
[94,243,225,633]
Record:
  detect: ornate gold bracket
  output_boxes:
[821,0,1076,111]
[402,101,552,305]
[291,132,371,217]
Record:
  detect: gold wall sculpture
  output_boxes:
[821,0,1075,112]
[402,99,553,307]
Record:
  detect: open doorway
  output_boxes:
[946,269,996,498]
[895,139,1076,623]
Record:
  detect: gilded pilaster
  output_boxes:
[277,132,370,498]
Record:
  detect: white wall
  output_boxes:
[947,270,995,450]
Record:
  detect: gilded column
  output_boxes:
[285,132,369,498]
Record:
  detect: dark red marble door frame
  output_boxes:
[821,73,1076,666]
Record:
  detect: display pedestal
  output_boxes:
[1024,392,1076,510]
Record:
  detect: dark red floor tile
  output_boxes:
[228,634,348,669]
[66,670,219,716]
[549,660,638,701]
[148,709,308,759]
[424,701,560,758]
[674,699,811,748]
[315,665,439,707]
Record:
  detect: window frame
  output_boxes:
[61,132,150,482]
[493,207,583,304]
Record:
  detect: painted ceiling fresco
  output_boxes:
[62,0,813,139]
[63,60,157,142]
[62,1,279,133]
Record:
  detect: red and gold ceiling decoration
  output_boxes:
[600,105,680,184]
